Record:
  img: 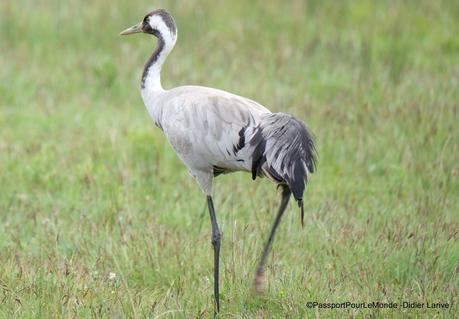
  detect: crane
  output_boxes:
[120,9,316,317]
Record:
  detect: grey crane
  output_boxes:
[120,9,316,317]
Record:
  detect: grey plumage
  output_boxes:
[248,113,316,226]
[249,113,316,201]
[152,85,317,222]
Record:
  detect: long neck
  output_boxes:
[141,33,175,91]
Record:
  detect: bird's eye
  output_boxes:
[143,22,153,33]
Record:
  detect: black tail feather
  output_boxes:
[299,199,304,228]
[249,112,316,220]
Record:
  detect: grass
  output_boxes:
[1,0,458,317]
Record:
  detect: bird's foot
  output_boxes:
[252,267,266,293]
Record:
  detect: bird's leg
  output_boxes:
[207,196,221,317]
[253,185,291,292]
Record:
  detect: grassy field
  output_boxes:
[1,0,458,317]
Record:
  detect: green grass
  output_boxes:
[1,0,458,318]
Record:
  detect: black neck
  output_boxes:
[141,34,165,89]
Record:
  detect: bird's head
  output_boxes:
[120,9,177,41]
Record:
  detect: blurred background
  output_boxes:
[1,0,458,317]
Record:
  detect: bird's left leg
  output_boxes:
[253,185,291,292]
[207,195,221,317]
[190,170,220,316]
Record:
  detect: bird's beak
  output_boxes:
[119,22,143,36]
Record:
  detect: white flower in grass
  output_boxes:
[108,272,116,281]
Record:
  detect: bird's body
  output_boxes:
[121,9,316,317]
[143,85,269,189]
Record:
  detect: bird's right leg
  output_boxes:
[253,185,291,292]
[207,195,221,317]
